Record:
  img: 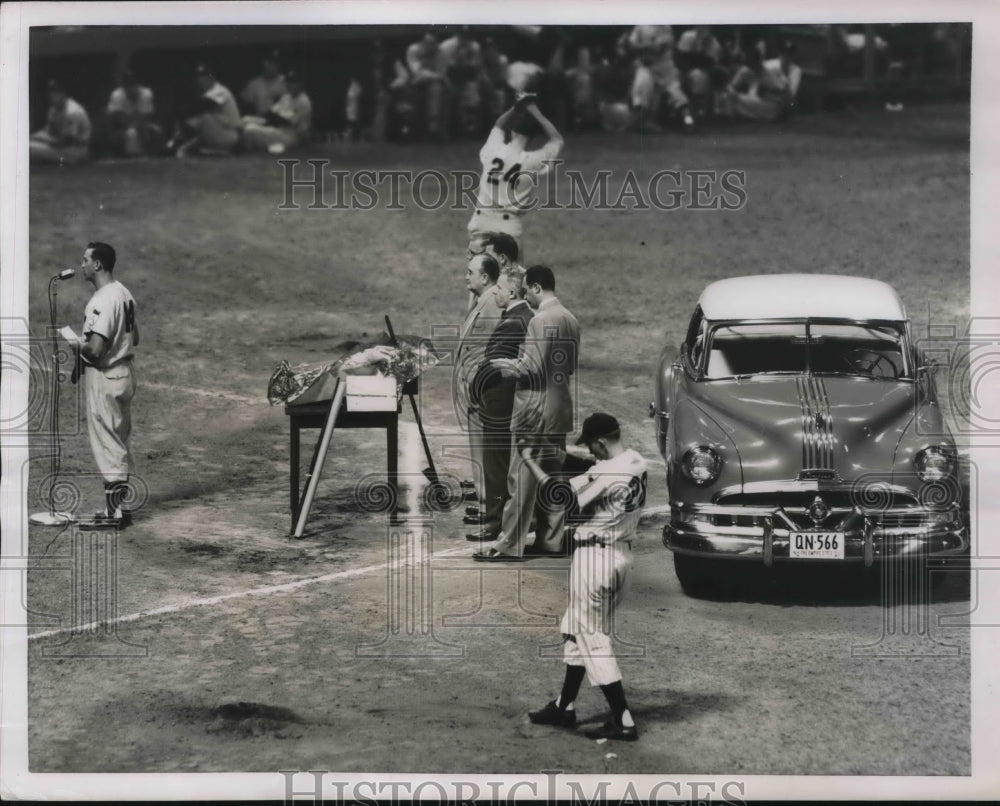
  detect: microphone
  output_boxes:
[54,268,75,280]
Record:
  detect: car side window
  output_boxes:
[685,307,706,374]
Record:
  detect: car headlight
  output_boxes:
[914,446,956,481]
[681,446,722,485]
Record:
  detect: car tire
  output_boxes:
[673,554,721,598]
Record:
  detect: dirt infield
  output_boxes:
[23,102,971,776]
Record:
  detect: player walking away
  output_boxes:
[466,94,564,257]
[63,242,139,530]
[523,413,647,741]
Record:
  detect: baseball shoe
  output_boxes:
[462,514,483,525]
[465,506,482,518]
[584,720,639,742]
[528,700,577,728]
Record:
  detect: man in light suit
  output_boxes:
[474,264,580,560]
[456,253,503,503]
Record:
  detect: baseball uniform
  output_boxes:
[627,25,690,115]
[467,125,563,243]
[491,295,580,556]
[242,89,313,152]
[81,280,138,486]
[562,448,647,686]
[187,81,241,151]
[29,97,91,165]
[241,73,287,116]
[106,84,162,157]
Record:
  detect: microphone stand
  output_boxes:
[29,275,77,526]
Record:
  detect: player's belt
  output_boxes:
[474,207,522,219]
[575,535,631,549]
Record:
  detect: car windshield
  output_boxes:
[703,321,907,380]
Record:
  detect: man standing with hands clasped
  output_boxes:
[523,413,647,742]
[62,242,139,530]
[455,253,503,506]
[473,264,579,559]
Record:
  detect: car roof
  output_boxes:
[698,274,907,321]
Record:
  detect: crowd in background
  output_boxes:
[29,23,968,164]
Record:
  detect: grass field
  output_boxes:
[21,101,972,778]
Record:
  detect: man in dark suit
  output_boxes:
[467,265,534,542]
[475,264,581,560]
[456,253,503,503]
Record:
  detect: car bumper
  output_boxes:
[664,502,968,566]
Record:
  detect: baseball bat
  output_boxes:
[292,376,346,538]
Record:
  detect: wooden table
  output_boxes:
[284,378,416,528]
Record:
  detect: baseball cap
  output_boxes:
[575,412,621,445]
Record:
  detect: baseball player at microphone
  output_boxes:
[62,241,139,529]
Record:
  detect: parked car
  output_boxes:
[651,274,967,596]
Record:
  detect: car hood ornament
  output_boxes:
[808,495,830,525]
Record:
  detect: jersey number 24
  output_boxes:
[486,158,523,187]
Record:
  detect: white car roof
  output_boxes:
[698,274,907,321]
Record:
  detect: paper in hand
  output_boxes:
[60,325,82,343]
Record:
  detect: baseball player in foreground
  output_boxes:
[521,413,647,741]
[63,241,138,529]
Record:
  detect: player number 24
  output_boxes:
[486,158,524,187]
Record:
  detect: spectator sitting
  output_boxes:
[566,45,597,131]
[242,71,313,154]
[241,51,287,116]
[404,31,449,139]
[103,71,163,157]
[30,79,91,165]
[167,65,242,157]
[722,42,800,122]
[343,76,363,141]
[506,59,543,95]
[481,37,511,119]
[676,26,727,119]
[759,40,802,119]
[626,24,695,131]
[440,26,486,136]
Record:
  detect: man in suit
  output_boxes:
[456,253,503,504]
[467,265,534,542]
[474,264,580,560]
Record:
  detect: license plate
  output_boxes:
[790,532,845,559]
